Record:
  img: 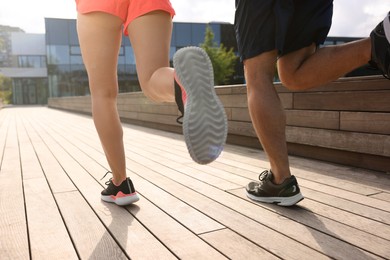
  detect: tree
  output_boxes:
[200,25,237,85]
[0,74,12,104]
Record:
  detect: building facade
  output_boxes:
[45,18,241,99]
[0,32,48,104]
[1,18,381,105]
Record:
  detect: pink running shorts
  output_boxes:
[76,0,175,35]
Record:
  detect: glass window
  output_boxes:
[191,24,207,45]
[45,19,69,45]
[18,55,46,68]
[68,20,79,45]
[70,55,83,65]
[125,46,136,64]
[70,46,81,55]
[323,40,334,46]
[119,46,124,56]
[175,23,192,46]
[169,46,176,60]
[18,56,28,67]
[47,45,70,65]
[209,24,221,44]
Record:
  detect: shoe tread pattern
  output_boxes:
[173,47,228,164]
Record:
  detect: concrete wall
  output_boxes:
[48,76,390,173]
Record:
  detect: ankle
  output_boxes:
[112,177,126,186]
[270,169,291,185]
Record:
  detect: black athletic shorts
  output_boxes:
[234,0,333,61]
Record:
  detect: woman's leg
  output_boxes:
[127,11,175,102]
[77,12,126,185]
[127,11,228,164]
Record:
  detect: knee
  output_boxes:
[279,70,309,91]
[139,81,159,101]
[91,86,118,101]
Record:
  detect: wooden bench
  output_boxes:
[48,76,390,173]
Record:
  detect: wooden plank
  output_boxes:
[231,107,251,122]
[228,121,256,137]
[279,92,293,109]
[275,76,390,93]
[16,115,45,180]
[23,178,78,259]
[286,126,390,157]
[340,112,390,135]
[297,178,390,212]
[0,113,29,260]
[0,109,9,169]
[21,118,77,194]
[200,229,278,260]
[219,93,248,108]
[286,110,340,129]
[293,90,390,111]
[300,187,390,227]
[370,192,390,202]
[118,103,177,115]
[55,191,128,260]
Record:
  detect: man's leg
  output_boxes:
[244,50,304,206]
[278,39,371,90]
[244,50,291,184]
[77,12,127,184]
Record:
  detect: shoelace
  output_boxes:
[176,115,184,124]
[174,78,185,124]
[258,170,270,181]
[100,171,113,185]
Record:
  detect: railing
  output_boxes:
[48,76,390,172]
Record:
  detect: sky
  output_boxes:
[0,0,388,37]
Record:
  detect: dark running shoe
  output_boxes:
[173,46,228,165]
[101,175,139,206]
[370,11,390,79]
[246,170,304,206]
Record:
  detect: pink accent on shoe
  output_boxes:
[174,73,187,104]
[111,191,137,200]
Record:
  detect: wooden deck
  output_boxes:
[1,106,389,260]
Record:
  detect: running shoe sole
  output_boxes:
[173,47,228,164]
[101,192,140,206]
[246,192,304,207]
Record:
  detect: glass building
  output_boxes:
[0,32,48,105]
[45,18,240,98]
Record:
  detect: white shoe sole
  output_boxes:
[173,47,228,164]
[246,192,304,207]
[101,193,140,206]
